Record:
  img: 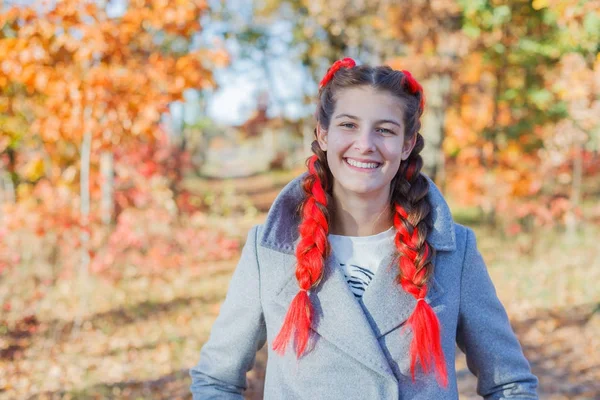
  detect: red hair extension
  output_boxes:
[318,57,356,89]
[404,159,418,182]
[394,202,448,387]
[401,70,426,111]
[272,155,329,357]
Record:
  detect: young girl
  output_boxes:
[189,58,539,399]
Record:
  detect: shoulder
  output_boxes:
[431,223,478,282]
[427,223,491,310]
[448,223,484,265]
[243,224,267,252]
[452,223,473,251]
[256,173,306,255]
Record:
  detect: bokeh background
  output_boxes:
[1,0,599,399]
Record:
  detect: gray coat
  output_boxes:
[189,174,539,399]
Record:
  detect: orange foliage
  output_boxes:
[0,0,228,188]
[0,0,233,277]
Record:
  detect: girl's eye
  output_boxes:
[340,122,356,129]
[377,128,395,135]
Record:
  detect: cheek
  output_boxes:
[380,143,404,164]
[327,136,352,158]
[325,148,341,172]
[326,150,335,166]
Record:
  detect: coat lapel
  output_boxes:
[361,252,446,338]
[273,252,395,379]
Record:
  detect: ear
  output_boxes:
[401,134,417,160]
[316,124,328,151]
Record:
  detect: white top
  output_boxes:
[328,226,396,299]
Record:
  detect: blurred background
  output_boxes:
[0,0,599,399]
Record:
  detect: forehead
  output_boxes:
[332,86,405,120]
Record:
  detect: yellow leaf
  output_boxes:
[532,0,548,10]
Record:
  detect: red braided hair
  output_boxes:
[272,155,330,356]
[394,175,447,386]
[273,58,353,357]
[395,69,447,386]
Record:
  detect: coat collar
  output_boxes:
[266,172,454,381]
[259,172,456,254]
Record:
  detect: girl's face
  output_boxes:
[316,86,415,202]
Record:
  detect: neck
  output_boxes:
[330,186,393,237]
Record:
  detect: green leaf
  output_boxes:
[518,38,540,53]
[528,89,553,109]
[492,5,511,25]
[458,0,488,15]
[502,89,519,101]
[542,8,557,24]
[583,13,600,37]
[463,23,481,38]
[493,42,505,54]
[547,101,568,118]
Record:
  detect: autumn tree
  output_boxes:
[0,0,228,212]
[0,0,230,282]
[443,0,600,229]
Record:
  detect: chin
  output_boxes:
[342,181,386,196]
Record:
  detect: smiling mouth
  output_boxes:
[344,158,382,170]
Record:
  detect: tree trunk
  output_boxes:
[0,167,15,204]
[74,127,92,334]
[80,130,92,274]
[567,139,583,236]
[5,147,18,195]
[100,150,114,225]
[421,74,451,189]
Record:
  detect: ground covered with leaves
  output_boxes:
[1,174,599,399]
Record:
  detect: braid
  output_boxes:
[392,132,448,386]
[272,150,331,357]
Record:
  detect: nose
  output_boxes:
[354,128,376,153]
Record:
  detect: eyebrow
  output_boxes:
[334,113,403,128]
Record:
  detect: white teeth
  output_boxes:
[346,158,380,169]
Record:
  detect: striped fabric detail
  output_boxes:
[328,226,395,301]
[340,263,375,298]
